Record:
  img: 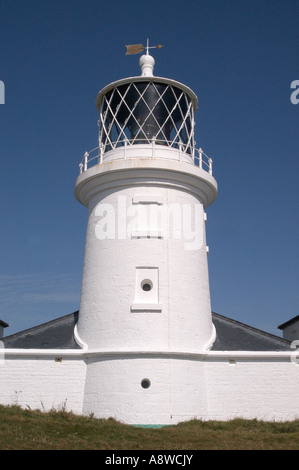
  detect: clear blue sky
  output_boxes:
[0,0,298,336]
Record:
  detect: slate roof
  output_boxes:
[1,310,291,351]
[211,312,290,351]
[2,311,80,349]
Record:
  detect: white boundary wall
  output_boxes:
[0,349,298,424]
[0,350,86,414]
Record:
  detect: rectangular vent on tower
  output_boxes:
[132,195,164,205]
[129,195,165,239]
[131,266,162,312]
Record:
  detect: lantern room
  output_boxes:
[95,54,198,156]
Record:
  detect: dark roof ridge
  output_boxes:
[3,311,79,341]
[212,311,291,345]
[278,315,299,329]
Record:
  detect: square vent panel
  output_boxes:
[131,266,162,312]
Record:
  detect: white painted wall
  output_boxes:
[0,351,298,424]
[82,352,299,424]
[76,156,217,353]
[205,354,299,422]
[0,351,86,414]
[77,183,215,352]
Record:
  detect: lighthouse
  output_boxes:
[0,44,295,426]
[74,43,218,424]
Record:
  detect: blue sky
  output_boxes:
[0,0,298,336]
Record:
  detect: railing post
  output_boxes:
[209,158,213,175]
[79,162,83,175]
[124,140,127,159]
[179,142,182,161]
[152,137,155,158]
[99,145,103,164]
[84,151,89,172]
[199,148,203,169]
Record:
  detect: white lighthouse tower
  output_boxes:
[74,44,218,425]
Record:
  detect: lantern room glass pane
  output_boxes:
[99,81,194,154]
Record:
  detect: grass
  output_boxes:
[0,405,299,450]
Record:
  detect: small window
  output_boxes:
[141,378,151,389]
[141,279,153,291]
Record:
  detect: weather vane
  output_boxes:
[125,38,163,55]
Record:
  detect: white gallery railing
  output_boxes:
[79,140,213,176]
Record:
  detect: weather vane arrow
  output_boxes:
[125,39,163,55]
